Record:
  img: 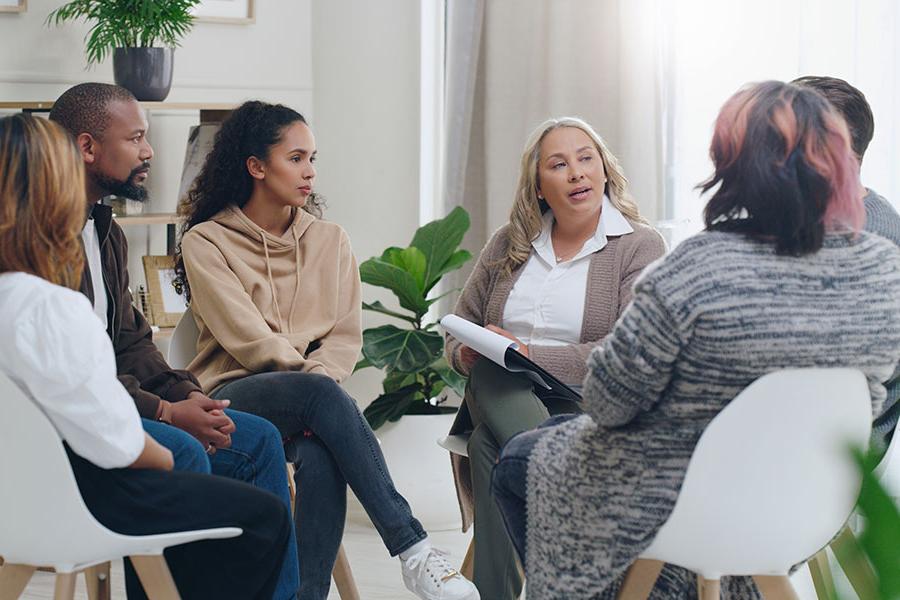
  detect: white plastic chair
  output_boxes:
[0,372,241,600]
[617,368,872,600]
[167,308,361,600]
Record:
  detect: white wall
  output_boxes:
[0,0,314,288]
[311,0,422,407]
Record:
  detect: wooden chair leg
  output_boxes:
[807,551,837,600]
[130,555,181,600]
[286,462,297,513]
[53,572,77,600]
[617,559,664,600]
[460,538,474,581]
[696,575,721,600]
[0,564,36,600]
[829,525,880,600]
[332,544,360,600]
[84,562,111,600]
[752,575,799,600]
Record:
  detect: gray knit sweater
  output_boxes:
[864,188,900,447]
[525,230,900,599]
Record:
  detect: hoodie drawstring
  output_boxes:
[286,222,303,330]
[261,234,287,333]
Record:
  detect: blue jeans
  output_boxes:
[143,408,300,600]
[491,414,575,567]
[213,372,427,600]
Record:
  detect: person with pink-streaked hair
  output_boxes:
[491,80,900,599]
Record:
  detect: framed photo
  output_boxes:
[0,0,26,13]
[179,123,221,205]
[192,0,254,24]
[142,256,188,327]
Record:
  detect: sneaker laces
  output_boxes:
[405,547,460,582]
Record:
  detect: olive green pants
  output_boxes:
[465,359,582,600]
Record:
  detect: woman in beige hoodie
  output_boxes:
[175,101,479,600]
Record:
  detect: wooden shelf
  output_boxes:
[0,102,236,111]
[114,213,181,226]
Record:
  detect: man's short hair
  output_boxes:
[49,83,137,140]
[792,75,874,163]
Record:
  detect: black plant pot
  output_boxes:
[113,47,174,102]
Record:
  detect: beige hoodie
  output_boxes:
[181,205,361,393]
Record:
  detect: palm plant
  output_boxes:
[47,0,199,65]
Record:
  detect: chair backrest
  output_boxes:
[642,368,872,577]
[0,373,134,567]
[875,417,900,498]
[167,306,200,370]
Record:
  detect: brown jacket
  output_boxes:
[181,206,362,393]
[79,203,201,419]
[444,220,666,531]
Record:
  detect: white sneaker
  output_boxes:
[401,546,480,600]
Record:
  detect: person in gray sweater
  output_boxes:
[491,80,900,599]
[793,75,900,451]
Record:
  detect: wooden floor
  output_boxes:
[14,522,849,600]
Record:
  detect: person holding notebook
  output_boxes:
[443,116,666,600]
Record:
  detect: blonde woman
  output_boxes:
[444,116,666,599]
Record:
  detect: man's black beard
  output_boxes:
[93,163,150,202]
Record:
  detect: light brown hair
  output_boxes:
[504,117,647,273]
[0,114,86,288]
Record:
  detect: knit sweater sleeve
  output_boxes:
[182,230,323,374]
[305,231,362,382]
[582,273,686,427]
[444,229,506,375]
[528,226,668,385]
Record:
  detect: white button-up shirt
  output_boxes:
[502,196,634,347]
[0,272,145,469]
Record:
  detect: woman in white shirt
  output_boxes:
[443,117,666,599]
[0,113,290,600]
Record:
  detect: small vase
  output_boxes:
[113,47,174,102]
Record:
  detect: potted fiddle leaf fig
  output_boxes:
[47,0,200,101]
[356,206,473,430]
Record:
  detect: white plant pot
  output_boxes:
[347,412,461,532]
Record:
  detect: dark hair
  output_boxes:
[174,100,323,300]
[792,76,874,163]
[49,82,137,139]
[701,81,862,256]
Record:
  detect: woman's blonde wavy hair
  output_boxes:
[0,114,86,289]
[503,116,647,273]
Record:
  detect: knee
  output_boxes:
[170,433,211,474]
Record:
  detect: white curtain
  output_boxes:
[441,0,666,289]
[442,0,900,252]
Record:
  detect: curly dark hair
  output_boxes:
[174,100,324,300]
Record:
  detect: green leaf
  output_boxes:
[410,206,471,292]
[361,300,417,325]
[361,325,444,373]
[353,356,373,373]
[431,358,468,397]
[363,385,420,430]
[383,370,416,394]
[427,249,473,293]
[853,448,900,597]
[359,258,429,316]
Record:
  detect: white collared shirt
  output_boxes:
[81,217,109,330]
[502,196,634,347]
[0,272,144,469]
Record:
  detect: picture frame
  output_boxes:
[0,0,26,13]
[192,0,254,24]
[142,255,188,328]
[179,123,221,205]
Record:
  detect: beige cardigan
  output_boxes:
[181,206,362,393]
[444,220,666,531]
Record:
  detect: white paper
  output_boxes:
[439,314,519,366]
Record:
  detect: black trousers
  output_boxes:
[65,446,290,600]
